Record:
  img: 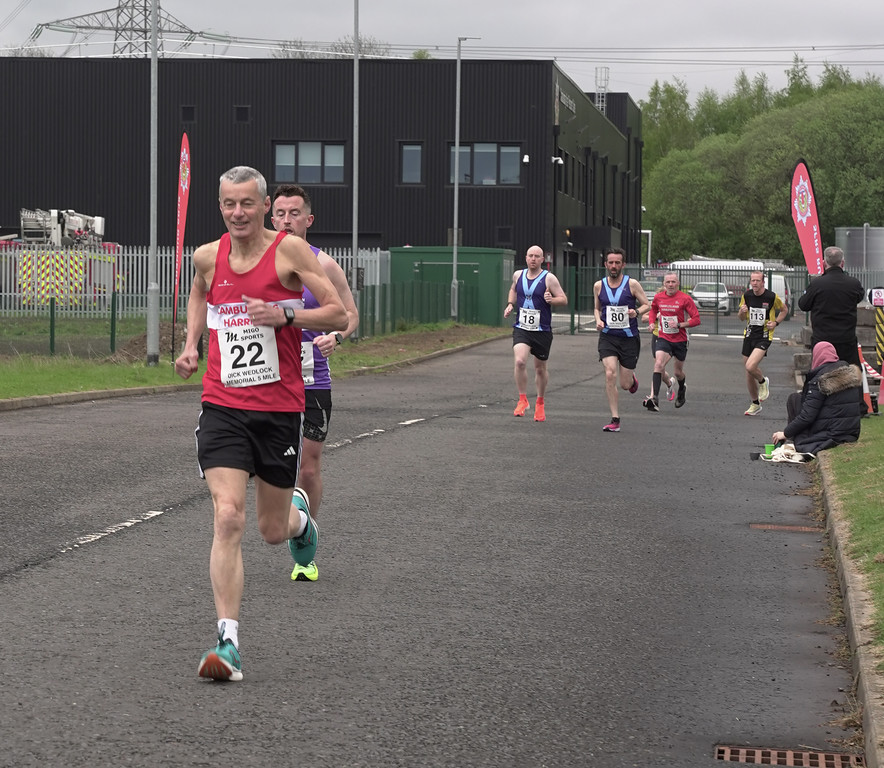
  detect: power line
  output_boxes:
[0,0,33,36]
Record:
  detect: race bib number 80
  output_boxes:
[605,304,629,329]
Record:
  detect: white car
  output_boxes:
[690,282,731,314]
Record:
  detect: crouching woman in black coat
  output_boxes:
[771,341,862,455]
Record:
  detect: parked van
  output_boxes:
[768,274,792,319]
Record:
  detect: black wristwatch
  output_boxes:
[283,307,296,326]
[333,331,344,346]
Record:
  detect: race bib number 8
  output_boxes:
[660,315,679,335]
[606,305,629,329]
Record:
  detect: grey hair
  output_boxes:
[824,246,844,268]
[219,166,267,199]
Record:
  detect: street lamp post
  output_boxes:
[146,0,159,365]
[351,0,360,336]
[451,35,478,319]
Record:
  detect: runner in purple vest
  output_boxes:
[272,184,359,582]
[593,247,651,433]
[504,245,568,422]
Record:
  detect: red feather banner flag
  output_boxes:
[791,159,823,275]
[172,133,191,353]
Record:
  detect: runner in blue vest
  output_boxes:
[593,247,651,432]
[504,245,568,422]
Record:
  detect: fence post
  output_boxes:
[49,297,56,356]
[567,267,577,336]
[110,291,118,353]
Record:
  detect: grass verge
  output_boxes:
[825,415,884,656]
[0,322,505,400]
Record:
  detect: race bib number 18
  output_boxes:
[518,307,541,330]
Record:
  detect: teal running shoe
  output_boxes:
[198,629,242,682]
[287,487,319,567]
[291,560,319,582]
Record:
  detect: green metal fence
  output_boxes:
[357,281,480,337]
[0,279,482,359]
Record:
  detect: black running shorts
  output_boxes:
[512,327,553,361]
[598,333,641,370]
[741,336,771,358]
[303,388,333,443]
[196,402,303,488]
[654,338,688,362]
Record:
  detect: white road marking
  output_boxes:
[60,509,167,554]
[62,416,431,554]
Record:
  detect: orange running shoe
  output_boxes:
[534,399,546,422]
[513,397,529,417]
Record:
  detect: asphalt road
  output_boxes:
[0,319,859,767]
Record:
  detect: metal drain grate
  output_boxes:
[749,523,823,533]
[715,745,864,766]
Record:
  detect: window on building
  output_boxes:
[495,225,514,248]
[274,141,346,184]
[234,105,251,123]
[400,143,423,184]
[449,143,521,186]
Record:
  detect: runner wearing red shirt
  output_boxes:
[646,272,701,411]
[175,166,347,681]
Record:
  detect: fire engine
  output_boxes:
[19,208,106,247]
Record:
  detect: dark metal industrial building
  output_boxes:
[0,57,642,271]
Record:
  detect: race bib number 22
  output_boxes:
[219,324,281,388]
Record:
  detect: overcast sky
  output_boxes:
[3,0,884,102]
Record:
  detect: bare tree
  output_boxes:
[328,34,390,58]
[272,39,331,59]
[2,44,54,57]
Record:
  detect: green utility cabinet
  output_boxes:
[388,246,515,327]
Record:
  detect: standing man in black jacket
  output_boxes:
[798,246,865,367]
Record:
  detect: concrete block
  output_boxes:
[793,351,812,373]
[858,306,877,327]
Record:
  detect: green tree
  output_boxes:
[639,78,696,175]
[644,80,884,266]
[774,55,815,108]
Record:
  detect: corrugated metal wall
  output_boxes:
[1,57,639,264]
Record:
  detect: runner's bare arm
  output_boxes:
[593,280,605,329]
[319,252,359,337]
[630,281,650,318]
[278,236,347,332]
[543,274,568,306]
[174,244,215,379]
[504,270,521,318]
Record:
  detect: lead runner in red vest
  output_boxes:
[175,166,347,681]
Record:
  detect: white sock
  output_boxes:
[294,508,308,538]
[218,619,239,649]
